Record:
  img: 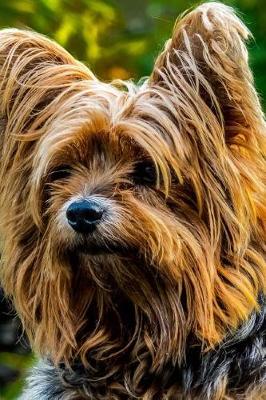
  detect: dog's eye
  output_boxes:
[132,161,157,186]
[49,165,72,182]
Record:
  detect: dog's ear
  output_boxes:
[0,29,95,136]
[150,3,266,346]
[150,2,265,151]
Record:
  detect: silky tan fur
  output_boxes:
[0,2,265,399]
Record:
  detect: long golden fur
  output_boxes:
[0,2,265,399]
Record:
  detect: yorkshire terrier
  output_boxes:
[0,2,265,399]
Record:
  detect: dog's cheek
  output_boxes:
[120,195,181,265]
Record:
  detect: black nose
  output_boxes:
[66,200,104,233]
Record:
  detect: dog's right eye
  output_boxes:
[132,160,157,186]
[49,165,72,182]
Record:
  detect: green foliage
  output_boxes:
[0,352,34,399]
[0,0,265,398]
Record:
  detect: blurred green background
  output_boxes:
[0,0,264,100]
[0,0,265,399]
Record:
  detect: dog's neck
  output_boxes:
[23,295,266,399]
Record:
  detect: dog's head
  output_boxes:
[0,2,266,374]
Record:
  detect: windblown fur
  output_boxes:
[0,2,265,399]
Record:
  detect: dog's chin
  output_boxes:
[69,240,132,258]
[77,243,122,256]
[67,241,134,276]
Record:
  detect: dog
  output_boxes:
[0,2,265,399]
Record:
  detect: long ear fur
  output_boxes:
[0,29,95,360]
[0,28,95,132]
[151,2,265,150]
[150,2,266,345]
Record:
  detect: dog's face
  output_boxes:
[39,87,179,261]
[0,2,266,374]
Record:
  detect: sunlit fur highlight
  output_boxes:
[0,2,266,399]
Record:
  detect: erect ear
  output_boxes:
[150,2,265,150]
[0,29,95,136]
[149,3,266,347]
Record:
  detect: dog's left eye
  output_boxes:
[132,161,157,186]
[49,165,72,182]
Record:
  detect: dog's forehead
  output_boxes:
[32,79,177,182]
[37,83,168,164]
[35,118,148,177]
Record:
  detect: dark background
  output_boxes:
[0,0,265,398]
